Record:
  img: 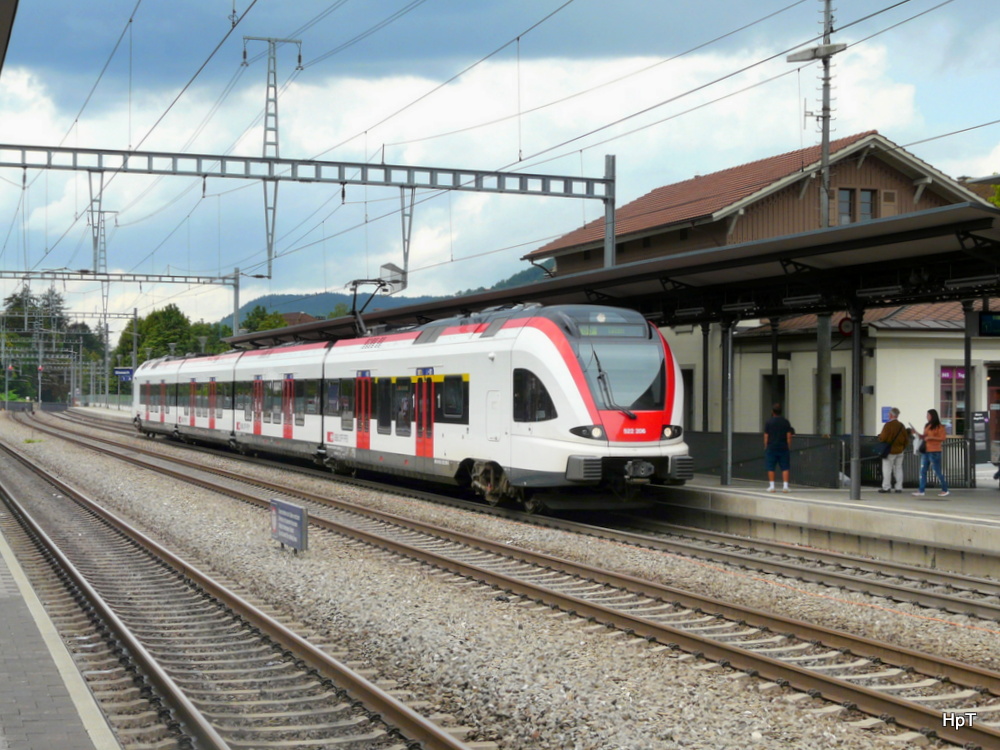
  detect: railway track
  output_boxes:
[50,409,1000,622]
[0,436,486,750]
[19,410,1000,747]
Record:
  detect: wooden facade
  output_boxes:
[529,132,982,277]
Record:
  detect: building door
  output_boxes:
[988,367,1000,445]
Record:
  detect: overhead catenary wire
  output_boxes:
[384,0,811,150]
[11,0,981,334]
[308,0,580,161]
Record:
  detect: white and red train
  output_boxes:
[132,303,692,511]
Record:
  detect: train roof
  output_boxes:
[226,302,647,350]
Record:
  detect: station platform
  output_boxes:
[661,465,1000,575]
[0,523,119,749]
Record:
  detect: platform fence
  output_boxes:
[685,432,972,489]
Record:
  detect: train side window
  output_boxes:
[394,377,412,436]
[513,369,557,422]
[270,380,283,423]
[293,380,305,426]
[325,379,341,416]
[340,378,354,431]
[303,380,319,416]
[262,380,275,423]
[442,376,463,419]
[376,378,393,434]
[235,381,251,418]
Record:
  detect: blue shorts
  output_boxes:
[765,447,790,471]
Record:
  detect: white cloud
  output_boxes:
[0,38,990,345]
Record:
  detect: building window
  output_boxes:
[837,188,855,225]
[940,366,966,434]
[838,188,878,225]
[860,189,877,222]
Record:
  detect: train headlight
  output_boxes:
[661,425,683,440]
[570,425,605,439]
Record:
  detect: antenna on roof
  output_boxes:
[786,0,846,229]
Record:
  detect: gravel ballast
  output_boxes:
[5,412,984,748]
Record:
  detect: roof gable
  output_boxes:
[527,131,986,259]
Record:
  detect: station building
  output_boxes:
[523,131,998,441]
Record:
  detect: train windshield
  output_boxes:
[578,340,665,413]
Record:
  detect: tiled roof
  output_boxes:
[528,131,879,258]
[738,299,1000,336]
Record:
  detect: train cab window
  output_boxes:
[340,378,354,431]
[376,378,393,434]
[513,369,557,422]
[394,378,412,436]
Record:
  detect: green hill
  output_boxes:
[230,261,553,325]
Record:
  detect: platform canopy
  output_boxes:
[0,0,17,75]
[228,201,1000,348]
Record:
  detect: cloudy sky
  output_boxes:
[0,0,998,342]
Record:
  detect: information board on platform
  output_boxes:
[270,498,308,551]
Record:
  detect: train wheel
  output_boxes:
[520,490,544,515]
[472,461,506,506]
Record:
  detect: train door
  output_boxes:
[189,380,197,426]
[356,373,372,450]
[415,374,435,458]
[159,381,167,424]
[208,379,217,430]
[252,377,264,435]
[144,382,150,421]
[282,375,294,439]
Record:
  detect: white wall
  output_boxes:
[662,322,1000,436]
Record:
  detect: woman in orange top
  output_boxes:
[911,408,949,497]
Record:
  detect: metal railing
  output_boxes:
[685,432,972,489]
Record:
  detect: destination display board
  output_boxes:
[270,498,308,552]
[979,312,1000,337]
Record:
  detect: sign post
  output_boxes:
[269,498,308,553]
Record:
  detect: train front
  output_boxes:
[530,305,693,496]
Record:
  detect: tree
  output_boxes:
[140,304,193,357]
[990,185,1000,208]
[327,302,351,319]
[242,305,286,333]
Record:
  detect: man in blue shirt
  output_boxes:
[764,403,795,492]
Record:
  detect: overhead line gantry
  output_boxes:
[0,143,618,281]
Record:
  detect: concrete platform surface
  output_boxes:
[0,523,119,750]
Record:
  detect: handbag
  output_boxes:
[913,437,926,455]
